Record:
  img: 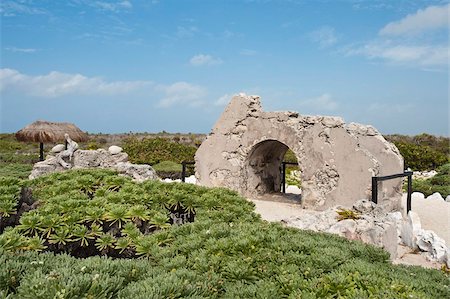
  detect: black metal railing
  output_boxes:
[281,162,299,193]
[371,171,413,212]
[181,161,195,182]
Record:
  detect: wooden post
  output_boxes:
[39,142,44,161]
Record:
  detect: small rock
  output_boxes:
[411,192,425,201]
[400,211,422,249]
[51,144,65,153]
[185,175,197,184]
[353,199,376,213]
[415,230,448,263]
[108,145,123,155]
[426,192,444,201]
[446,195,450,202]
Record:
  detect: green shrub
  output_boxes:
[1,157,449,297]
[393,141,448,171]
[412,163,450,197]
[0,163,33,179]
[152,161,182,172]
[122,137,197,165]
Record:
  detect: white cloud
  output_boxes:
[346,40,449,67]
[92,1,132,12]
[309,26,337,48]
[5,47,37,53]
[380,4,449,36]
[0,68,207,109]
[344,4,449,69]
[299,93,338,111]
[157,82,207,108]
[189,54,223,66]
[0,68,153,97]
[0,0,46,16]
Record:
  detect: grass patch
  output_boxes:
[0,169,448,298]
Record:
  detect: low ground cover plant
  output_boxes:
[412,163,450,197]
[0,169,449,298]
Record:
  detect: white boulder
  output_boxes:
[108,145,123,155]
[51,144,65,153]
[411,192,425,201]
[400,211,422,249]
[426,192,444,201]
[416,230,448,263]
[446,195,450,202]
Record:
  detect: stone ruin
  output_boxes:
[195,94,404,210]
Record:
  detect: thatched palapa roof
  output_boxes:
[16,120,89,143]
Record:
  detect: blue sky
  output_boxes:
[1,0,448,136]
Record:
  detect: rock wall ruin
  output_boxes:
[195,94,404,210]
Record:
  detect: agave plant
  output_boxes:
[121,222,141,241]
[95,233,116,253]
[0,229,27,252]
[48,227,74,246]
[126,205,150,224]
[149,212,171,230]
[104,205,129,228]
[23,236,47,252]
[134,236,158,259]
[115,237,132,254]
[0,198,17,217]
[88,223,103,238]
[85,207,105,225]
[17,213,42,236]
[72,225,92,247]
[38,217,62,238]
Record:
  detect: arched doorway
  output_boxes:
[245,139,301,200]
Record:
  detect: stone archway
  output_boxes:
[195,94,404,210]
[245,139,290,194]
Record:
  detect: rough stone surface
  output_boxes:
[282,200,398,259]
[51,144,65,153]
[400,211,422,249]
[416,230,448,263]
[426,192,444,201]
[114,162,158,182]
[108,145,123,155]
[30,149,158,182]
[195,94,403,210]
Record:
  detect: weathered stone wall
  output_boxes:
[195,94,404,210]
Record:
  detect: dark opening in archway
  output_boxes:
[245,140,301,201]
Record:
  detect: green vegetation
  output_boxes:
[385,134,449,171]
[336,208,361,221]
[412,163,450,197]
[0,169,449,298]
[123,137,197,165]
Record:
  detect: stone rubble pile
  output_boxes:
[282,199,399,259]
[399,211,450,267]
[29,146,158,182]
[281,198,450,266]
[412,170,437,180]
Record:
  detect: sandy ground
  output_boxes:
[250,191,448,270]
[400,193,450,245]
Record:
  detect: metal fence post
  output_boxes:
[181,162,186,182]
[371,176,378,204]
[407,173,412,213]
